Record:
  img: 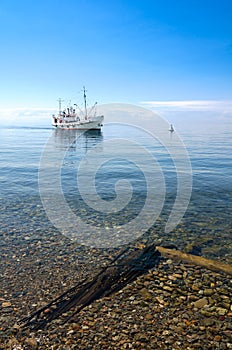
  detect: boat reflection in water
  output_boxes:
[45,128,104,208]
[52,128,103,154]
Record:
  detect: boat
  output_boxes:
[52,87,104,130]
[169,124,174,133]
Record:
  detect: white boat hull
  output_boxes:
[52,115,104,130]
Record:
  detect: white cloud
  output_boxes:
[0,108,56,126]
[0,107,55,112]
[140,100,232,112]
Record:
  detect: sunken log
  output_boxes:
[156,246,232,276]
[19,244,161,330]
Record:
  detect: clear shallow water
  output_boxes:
[0,112,231,256]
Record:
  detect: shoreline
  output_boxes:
[1,231,232,349]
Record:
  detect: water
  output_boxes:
[0,110,231,256]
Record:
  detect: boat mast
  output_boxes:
[57,98,64,114]
[83,86,87,120]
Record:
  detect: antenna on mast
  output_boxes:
[57,98,64,114]
[83,86,87,120]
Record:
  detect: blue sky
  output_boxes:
[0,0,232,114]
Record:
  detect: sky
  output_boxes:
[0,0,232,118]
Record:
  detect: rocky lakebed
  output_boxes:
[0,229,232,350]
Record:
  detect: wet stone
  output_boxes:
[193,297,208,309]
[1,302,12,308]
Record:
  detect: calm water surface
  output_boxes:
[0,112,231,257]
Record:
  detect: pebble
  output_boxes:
[24,337,38,349]
[217,307,228,316]
[2,301,12,308]
[193,297,208,308]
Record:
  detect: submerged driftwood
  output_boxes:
[156,246,232,276]
[20,244,161,330]
[20,244,232,330]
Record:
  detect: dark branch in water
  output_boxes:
[19,244,161,330]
